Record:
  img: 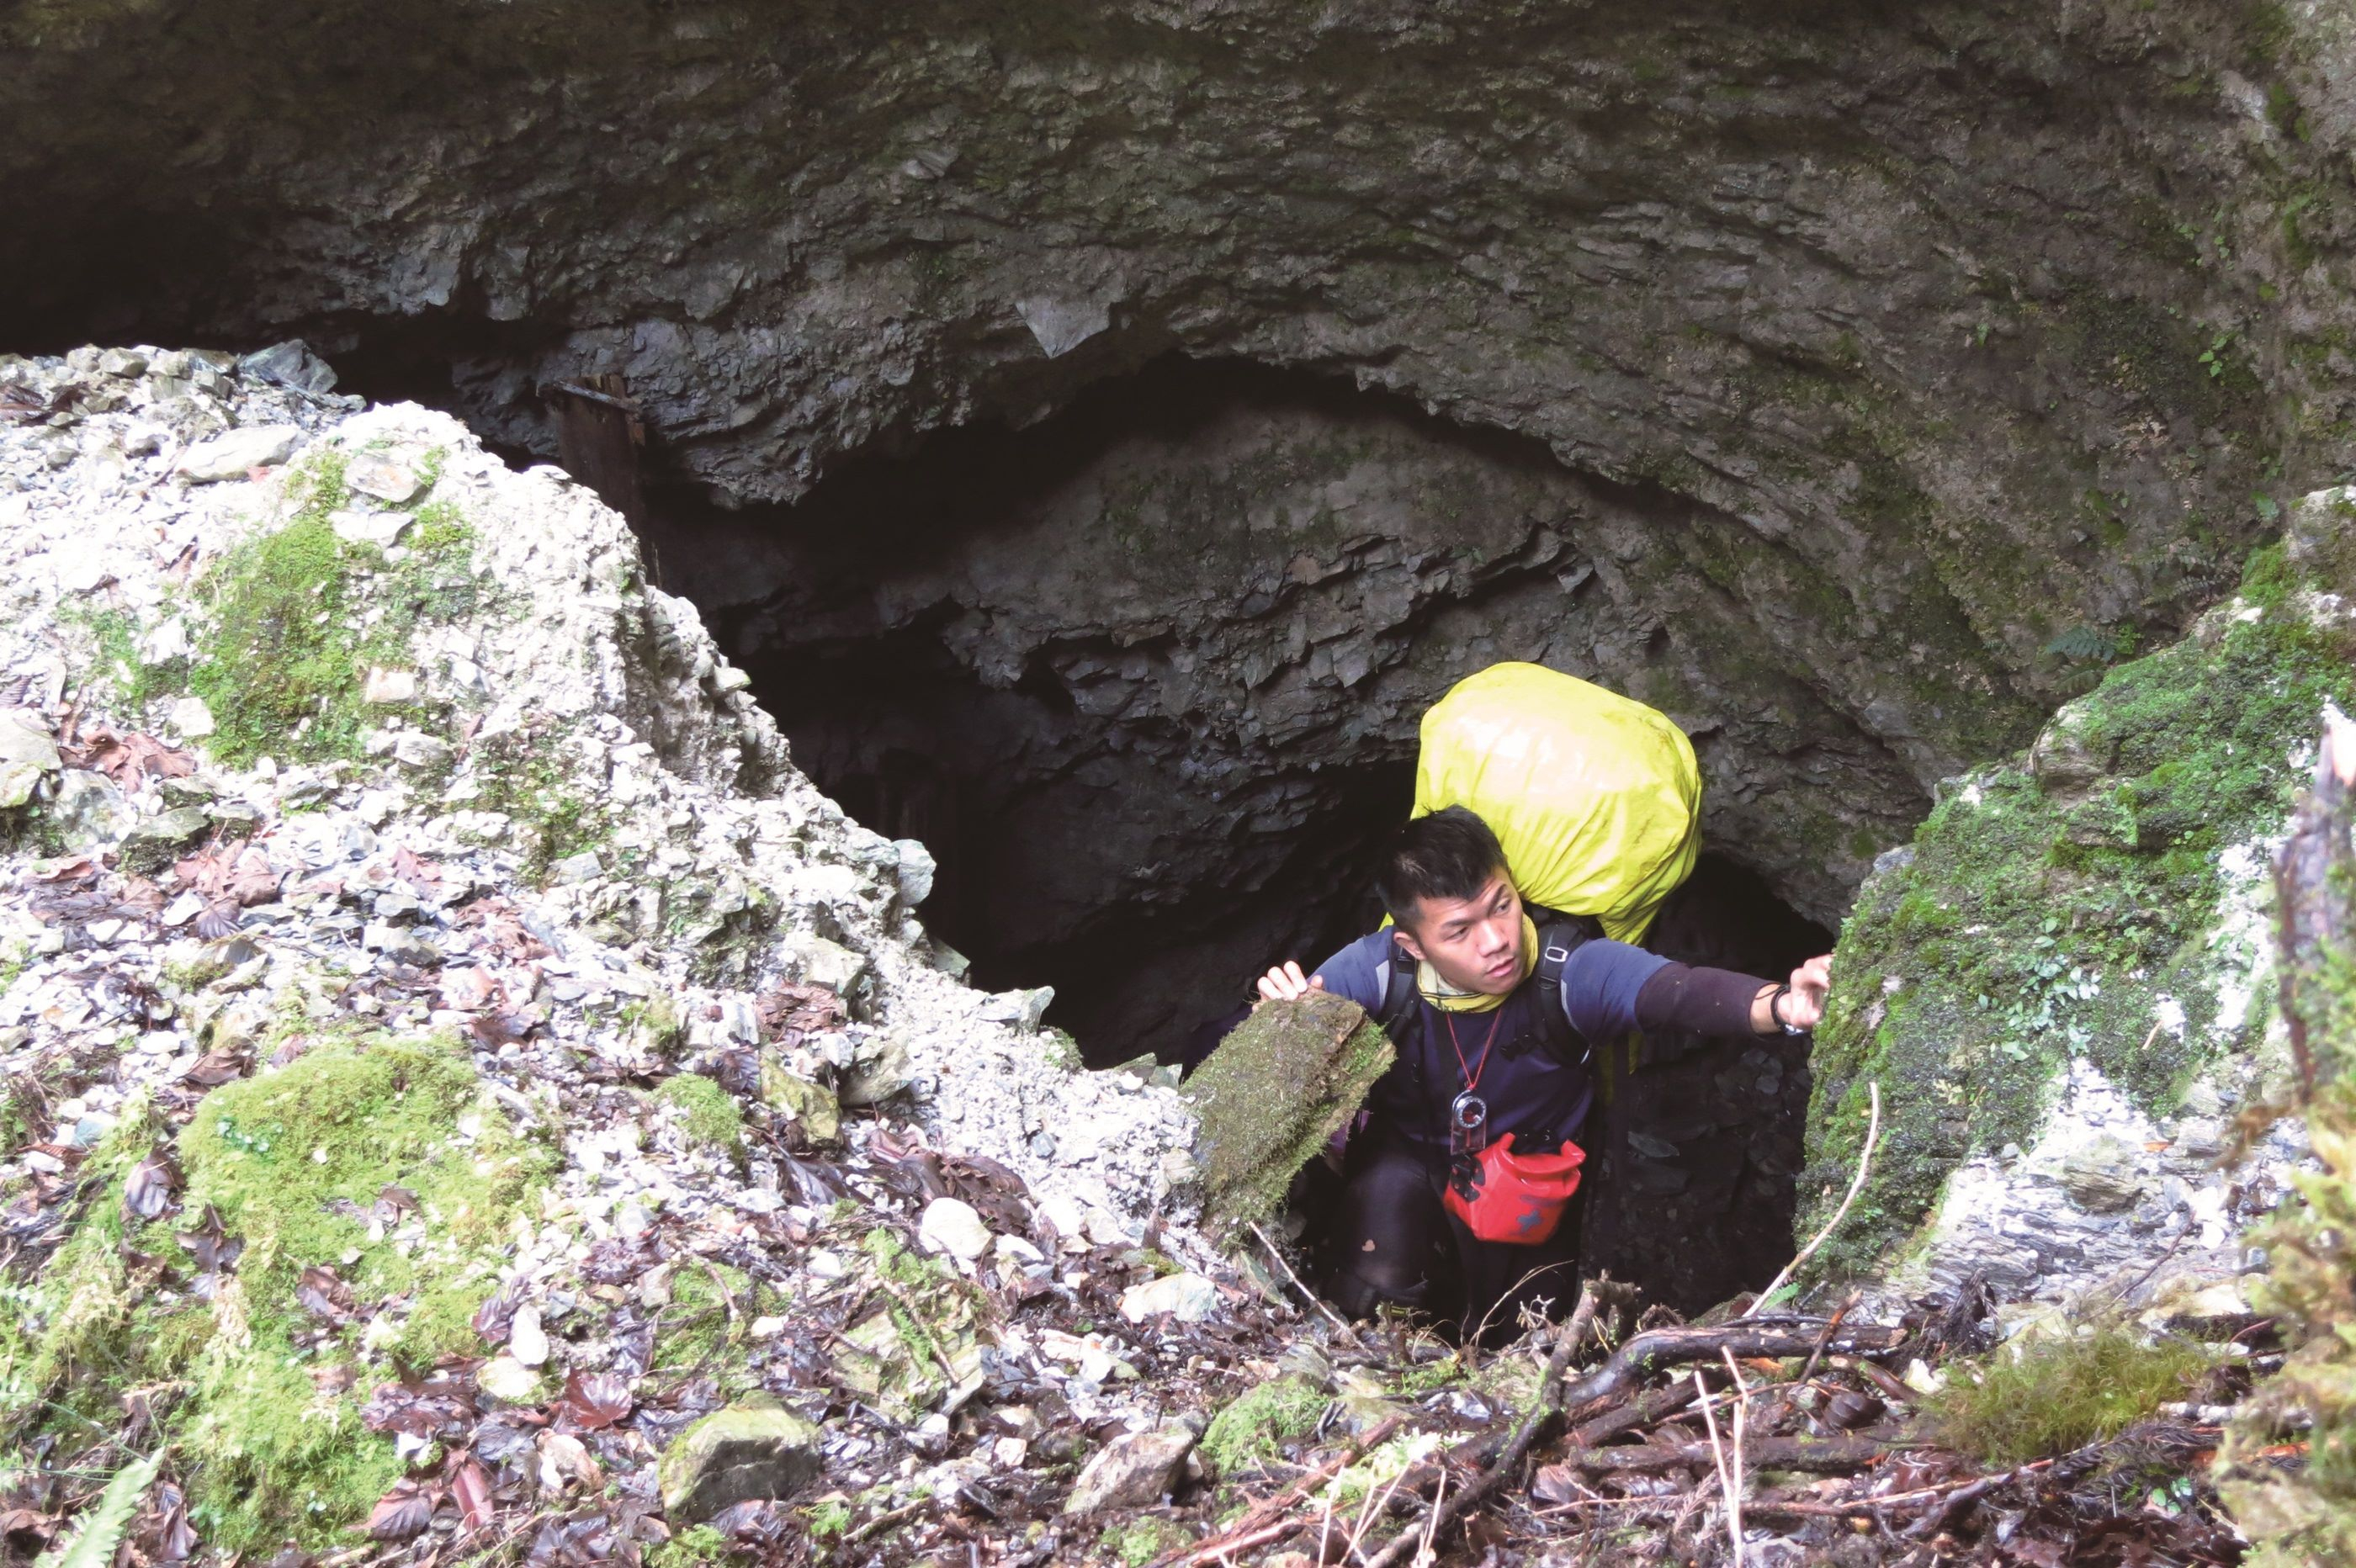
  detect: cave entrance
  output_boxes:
[641,353,1839,1311]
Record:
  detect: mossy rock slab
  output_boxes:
[1185,991,1392,1237]
[760,1059,840,1143]
[1802,515,2356,1284]
[117,805,210,873]
[658,1393,822,1522]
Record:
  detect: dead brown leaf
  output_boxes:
[450,1453,494,1533]
[554,1369,634,1433]
[77,728,194,785]
[757,979,846,1043]
[122,1147,181,1221]
[296,1263,357,1321]
[363,1481,437,1541]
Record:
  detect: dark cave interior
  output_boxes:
[629,353,1842,1307]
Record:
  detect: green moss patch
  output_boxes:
[2,1044,545,1554]
[187,452,485,765]
[457,723,614,883]
[1100,1515,1191,1565]
[1929,1329,2211,1465]
[1200,1374,1328,1475]
[172,1031,544,1549]
[1804,541,2356,1277]
[656,1071,746,1157]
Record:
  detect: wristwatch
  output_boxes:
[1770,983,1808,1036]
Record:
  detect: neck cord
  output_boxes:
[1443,1006,1506,1094]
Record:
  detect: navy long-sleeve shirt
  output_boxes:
[1310,931,1768,1152]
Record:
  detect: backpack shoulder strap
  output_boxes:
[1376,943,1419,1032]
[1531,914,1603,1063]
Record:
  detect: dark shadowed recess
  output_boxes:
[639,352,1841,1310]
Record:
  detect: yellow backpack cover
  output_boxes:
[1413,663,1701,944]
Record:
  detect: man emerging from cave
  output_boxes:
[1255,807,1832,1342]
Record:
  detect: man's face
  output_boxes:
[1394,871,1525,995]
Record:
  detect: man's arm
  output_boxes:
[1563,941,1833,1040]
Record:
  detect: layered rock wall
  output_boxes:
[8,7,2355,913]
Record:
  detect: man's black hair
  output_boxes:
[1376,806,1510,929]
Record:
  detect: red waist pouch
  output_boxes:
[1444,1132,1585,1245]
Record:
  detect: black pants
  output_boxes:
[1320,1132,1584,1345]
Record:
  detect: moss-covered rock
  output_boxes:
[1804,505,2356,1285]
[1199,1373,1328,1475]
[1186,992,1393,1237]
[658,1393,822,1523]
[2216,678,2356,1563]
[759,1059,841,1143]
[823,1229,986,1421]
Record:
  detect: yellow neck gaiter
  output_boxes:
[1415,913,1539,1014]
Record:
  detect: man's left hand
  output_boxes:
[1782,954,1832,1030]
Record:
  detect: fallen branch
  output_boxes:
[1359,1287,1606,1568]
[1742,1457,2051,1520]
[1746,1081,1878,1317]
[1563,1435,1886,1476]
[1557,1317,1906,1424]
[1572,1382,1697,1448]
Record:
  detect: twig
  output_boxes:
[1724,1350,1751,1565]
[1165,1518,1292,1564]
[1250,1220,1366,1348]
[1414,1467,1447,1567]
[846,1499,928,1543]
[1346,1454,1418,1560]
[1694,1369,1741,1567]
[1747,1081,1879,1317]
[1144,1417,1403,1568]
[696,1257,740,1334]
[1795,1295,1855,1392]
[1360,1290,1603,1568]
[877,1277,965,1393]
[1903,1468,2008,1540]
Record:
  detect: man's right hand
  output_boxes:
[1255,961,1326,1003]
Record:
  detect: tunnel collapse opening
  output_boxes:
[635,352,1841,1309]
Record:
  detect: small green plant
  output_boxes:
[2043,622,2124,665]
[804,1498,852,1541]
[2198,331,2231,379]
[464,727,609,883]
[1929,1328,2210,1465]
[648,1523,732,1568]
[61,603,183,713]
